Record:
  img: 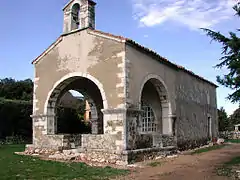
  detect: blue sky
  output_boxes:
[0,0,239,115]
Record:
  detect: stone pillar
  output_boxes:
[162,102,173,135]
[126,108,142,150]
[47,115,56,135]
[31,114,47,146]
[102,108,126,152]
[90,118,99,134]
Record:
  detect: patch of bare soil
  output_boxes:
[115,144,240,180]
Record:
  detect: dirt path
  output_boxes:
[118,144,240,180]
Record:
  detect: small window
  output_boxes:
[206,91,210,105]
[141,102,157,133]
[193,113,197,121]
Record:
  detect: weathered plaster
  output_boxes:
[34,30,125,115]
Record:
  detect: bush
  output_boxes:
[0,98,32,143]
[5,135,27,144]
[57,106,91,134]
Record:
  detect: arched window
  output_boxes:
[71,3,80,30]
[141,102,157,133]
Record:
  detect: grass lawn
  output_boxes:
[191,144,226,155]
[225,139,240,143]
[0,144,129,180]
[216,156,240,178]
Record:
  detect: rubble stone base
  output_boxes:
[22,144,177,166]
[124,146,177,163]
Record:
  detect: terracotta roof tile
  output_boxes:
[31,36,62,65]
[91,29,127,41]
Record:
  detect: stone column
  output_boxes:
[162,102,173,135]
[126,108,142,150]
[90,118,99,134]
[102,108,126,152]
[31,114,47,146]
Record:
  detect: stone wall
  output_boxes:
[63,134,82,149]
[24,144,177,165]
[126,109,176,150]
[125,146,177,164]
[219,131,240,139]
[81,134,117,150]
[32,134,82,150]
[153,134,177,147]
[126,109,151,150]
[175,70,218,150]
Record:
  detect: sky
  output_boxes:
[0,0,239,115]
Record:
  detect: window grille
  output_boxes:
[141,103,157,133]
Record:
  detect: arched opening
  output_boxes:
[135,76,173,149]
[46,76,104,135]
[71,3,80,30]
[56,90,91,134]
[140,78,171,135]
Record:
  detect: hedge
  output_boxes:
[0,98,91,143]
[0,98,32,142]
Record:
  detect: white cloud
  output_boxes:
[132,0,236,30]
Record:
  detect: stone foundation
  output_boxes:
[177,137,209,151]
[124,146,177,164]
[23,145,177,165]
[153,134,177,147]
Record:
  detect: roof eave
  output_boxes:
[32,36,63,65]
[62,0,74,11]
[125,40,218,88]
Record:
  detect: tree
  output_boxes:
[0,78,33,101]
[229,107,240,128]
[201,3,240,104]
[218,107,229,131]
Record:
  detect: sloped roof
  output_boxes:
[91,29,218,87]
[32,28,218,87]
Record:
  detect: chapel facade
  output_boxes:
[27,0,218,164]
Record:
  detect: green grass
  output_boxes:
[191,145,226,155]
[216,156,240,177]
[0,144,129,180]
[225,139,240,143]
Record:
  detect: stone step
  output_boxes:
[62,149,79,155]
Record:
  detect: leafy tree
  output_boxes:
[201,3,240,103]
[218,107,229,131]
[0,78,33,101]
[229,107,240,129]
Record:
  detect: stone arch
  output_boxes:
[44,72,108,134]
[139,74,173,135]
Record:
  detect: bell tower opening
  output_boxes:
[71,3,80,30]
[63,0,96,34]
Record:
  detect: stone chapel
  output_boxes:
[26,0,218,164]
